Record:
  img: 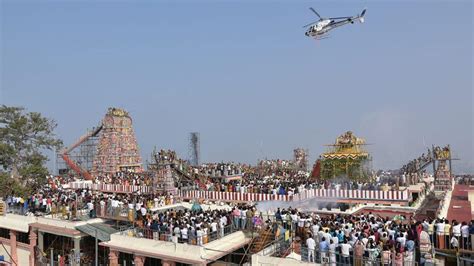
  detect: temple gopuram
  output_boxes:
[92,107,143,176]
[432,145,453,192]
[314,131,372,181]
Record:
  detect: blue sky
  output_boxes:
[1,0,472,173]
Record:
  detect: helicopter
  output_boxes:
[304,8,366,40]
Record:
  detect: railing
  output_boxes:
[4,202,90,221]
[435,249,474,266]
[295,188,410,202]
[299,246,419,266]
[67,182,412,204]
[259,234,290,257]
[180,190,294,202]
[69,182,151,194]
[93,203,137,221]
[119,224,239,246]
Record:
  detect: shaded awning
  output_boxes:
[75,223,117,242]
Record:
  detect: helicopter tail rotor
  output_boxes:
[359,9,367,23]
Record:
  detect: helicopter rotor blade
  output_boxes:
[303,21,319,28]
[328,16,352,20]
[309,7,322,20]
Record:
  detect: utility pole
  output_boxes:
[95,229,98,266]
[50,248,54,266]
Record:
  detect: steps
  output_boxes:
[251,229,273,253]
[0,200,5,216]
[413,194,441,221]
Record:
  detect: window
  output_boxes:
[17,232,30,244]
[0,228,10,239]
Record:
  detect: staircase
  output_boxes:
[171,161,207,189]
[239,228,274,265]
[251,229,274,253]
[413,193,440,221]
[416,157,433,173]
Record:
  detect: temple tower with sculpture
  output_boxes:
[92,108,143,176]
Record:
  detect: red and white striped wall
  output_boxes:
[179,189,409,203]
[179,190,293,202]
[69,182,151,194]
[295,189,409,202]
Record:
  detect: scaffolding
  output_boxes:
[56,133,98,176]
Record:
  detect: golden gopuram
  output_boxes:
[318,131,372,181]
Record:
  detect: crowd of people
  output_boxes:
[196,162,244,177]
[257,159,299,177]
[128,204,267,245]
[5,188,83,218]
[96,171,152,186]
[271,208,474,265]
[401,150,432,175]
[3,186,176,221]
[156,149,180,163]
[4,176,473,265]
[55,147,426,199]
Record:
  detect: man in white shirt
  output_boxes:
[153,197,159,208]
[290,212,298,232]
[340,240,352,265]
[111,199,119,217]
[181,226,188,243]
[324,229,332,245]
[140,206,147,217]
[298,216,306,237]
[210,220,218,239]
[396,233,406,248]
[329,239,337,265]
[173,225,181,241]
[196,227,204,246]
[461,222,470,249]
[311,222,320,243]
[42,198,47,209]
[318,229,326,244]
[306,235,316,263]
[436,219,446,249]
[87,201,94,218]
[452,222,461,238]
[99,199,105,217]
[241,208,248,229]
[219,216,227,237]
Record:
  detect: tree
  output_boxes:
[0,105,62,196]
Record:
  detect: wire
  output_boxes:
[1,242,18,266]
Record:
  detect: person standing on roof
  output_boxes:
[306,234,316,263]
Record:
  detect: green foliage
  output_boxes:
[0,172,29,198]
[0,105,63,197]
